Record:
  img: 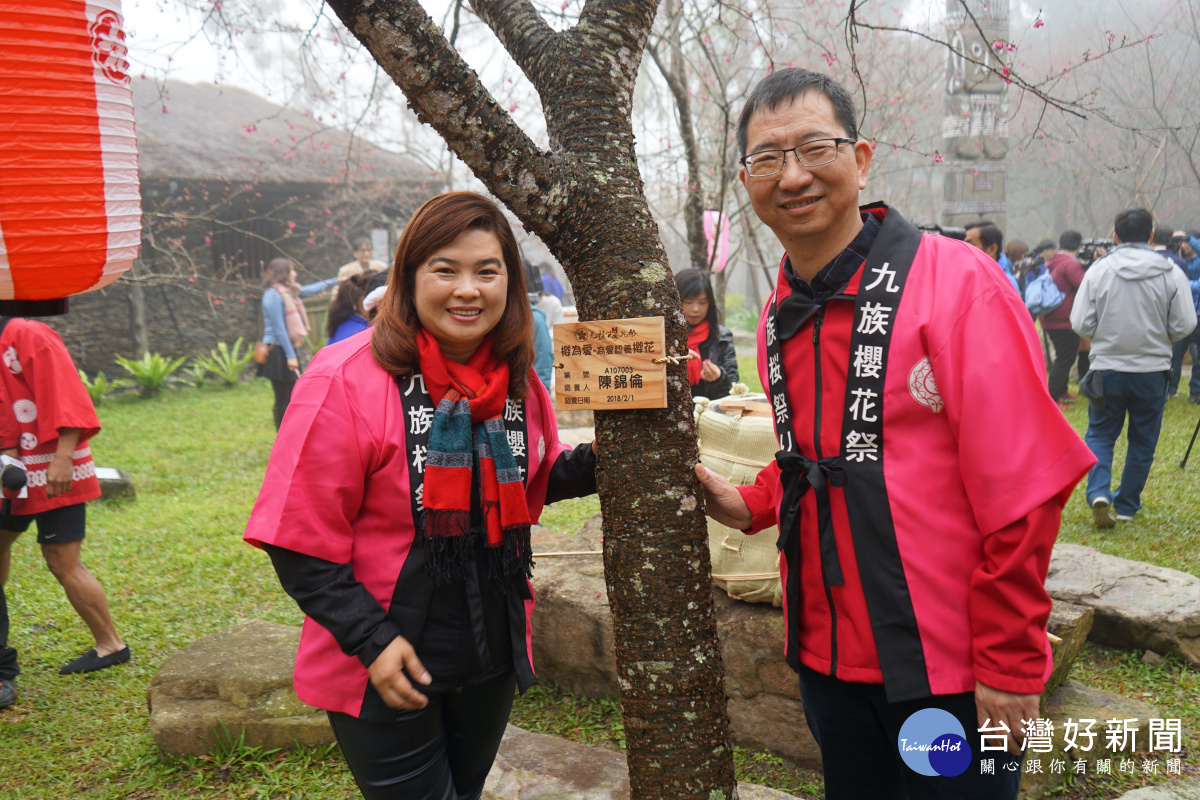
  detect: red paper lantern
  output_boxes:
[0,0,140,316]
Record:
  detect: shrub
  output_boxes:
[198,338,255,387]
[114,352,187,397]
[77,369,129,405]
[180,359,210,388]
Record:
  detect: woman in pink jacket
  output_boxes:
[245,192,596,800]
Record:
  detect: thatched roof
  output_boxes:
[133,79,430,184]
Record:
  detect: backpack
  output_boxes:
[1024,269,1066,316]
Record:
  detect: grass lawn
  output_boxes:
[1,369,1198,798]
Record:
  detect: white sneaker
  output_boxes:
[1091,498,1115,529]
[1116,513,1134,521]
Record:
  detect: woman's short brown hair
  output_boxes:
[371,192,534,398]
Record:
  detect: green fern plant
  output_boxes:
[180,359,210,387]
[200,338,255,387]
[77,369,129,405]
[114,352,187,397]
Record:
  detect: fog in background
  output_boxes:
[123,0,1200,310]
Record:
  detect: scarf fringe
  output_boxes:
[420,511,533,586]
[421,510,474,585]
[489,522,534,586]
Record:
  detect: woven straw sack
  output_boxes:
[695,390,782,606]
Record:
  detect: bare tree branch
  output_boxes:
[576,0,660,56]
[324,0,560,235]
[844,0,1154,126]
[469,0,558,82]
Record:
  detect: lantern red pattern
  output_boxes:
[0,0,140,307]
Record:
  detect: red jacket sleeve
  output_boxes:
[27,325,100,444]
[969,495,1061,694]
[735,461,781,534]
[0,402,17,450]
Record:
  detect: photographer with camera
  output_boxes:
[965,220,1021,295]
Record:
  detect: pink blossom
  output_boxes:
[204,236,211,244]
[1033,18,1044,28]
[161,106,169,114]
[244,124,257,133]
[188,277,195,282]
[933,154,944,163]
[993,40,1004,50]
[508,104,519,112]
[288,221,296,229]
[822,52,834,66]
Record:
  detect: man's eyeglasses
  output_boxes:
[740,138,856,177]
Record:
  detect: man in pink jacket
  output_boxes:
[695,68,1094,799]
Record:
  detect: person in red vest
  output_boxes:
[0,317,129,686]
[694,68,1094,799]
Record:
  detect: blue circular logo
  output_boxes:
[897,708,972,777]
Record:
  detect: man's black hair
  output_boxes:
[1059,230,1083,251]
[976,223,1004,254]
[1150,225,1174,247]
[1114,208,1153,244]
[1035,238,1056,253]
[736,68,859,158]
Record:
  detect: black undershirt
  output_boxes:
[784,212,882,305]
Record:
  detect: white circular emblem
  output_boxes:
[538,436,546,461]
[13,399,37,424]
[3,347,21,375]
[19,433,37,451]
[907,357,944,413]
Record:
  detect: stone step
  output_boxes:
[1046,544,1200,666]
[487,725,800,799]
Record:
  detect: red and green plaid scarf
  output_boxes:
[417,330,532,585]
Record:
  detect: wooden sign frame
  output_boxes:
[553,316,668,411]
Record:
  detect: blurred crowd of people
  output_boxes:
[963,211,1199,529]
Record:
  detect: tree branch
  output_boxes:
[469,0,558,84]
[844,0,1152,126]
[577,0,660,55]
[324,0,561,236]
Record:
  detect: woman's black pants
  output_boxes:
[327,670,516,800]
[270,376,296,429]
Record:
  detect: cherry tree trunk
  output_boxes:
[323,1,737,797]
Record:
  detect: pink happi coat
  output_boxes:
[245,330,568,716]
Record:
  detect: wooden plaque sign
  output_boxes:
[553,316,668,411]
